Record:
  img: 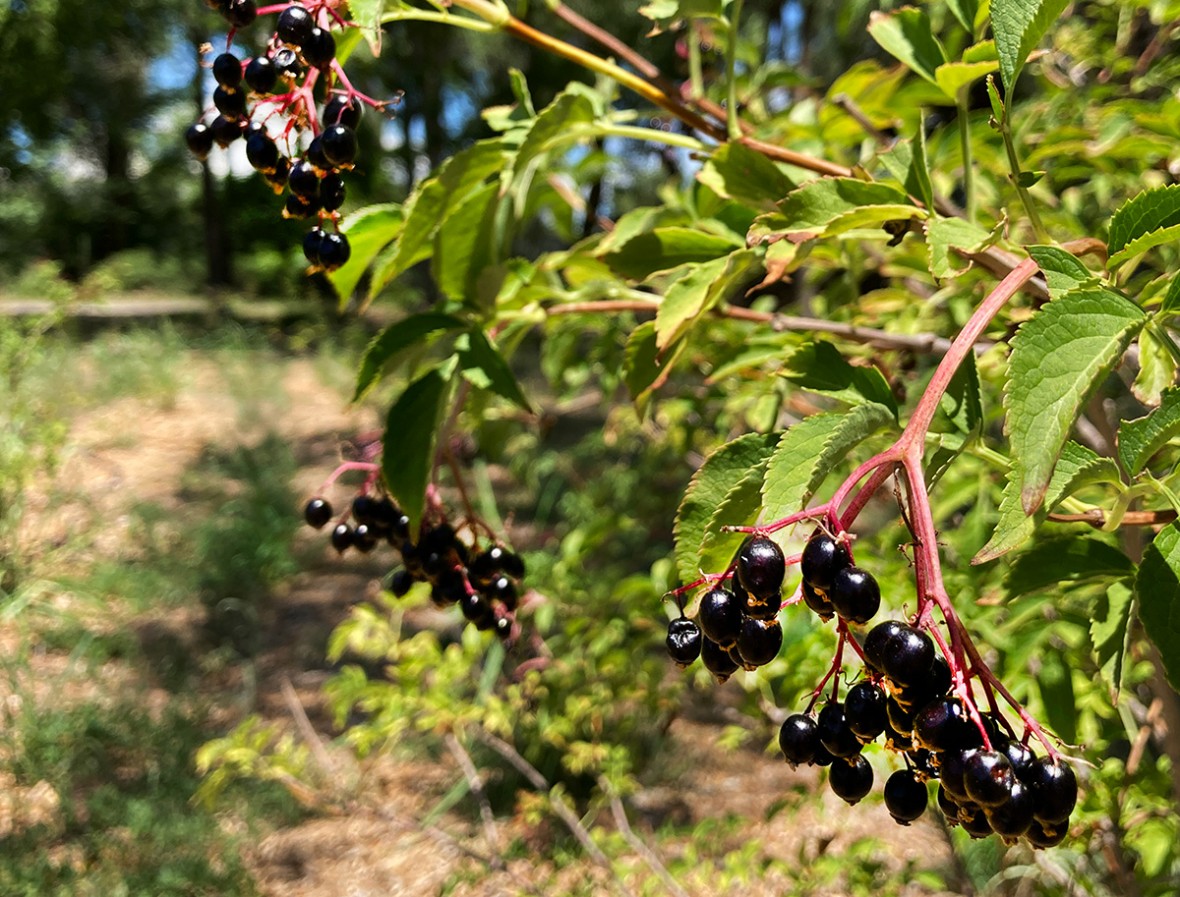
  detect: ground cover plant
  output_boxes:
[178,0,1180,892]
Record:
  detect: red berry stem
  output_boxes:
[316,460,380,495]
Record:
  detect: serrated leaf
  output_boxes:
[947,0,981,32]
[974,441,1123,564]
[760,404,896,524]
[775,179,912,233]
[906,121,933,210]
[1108,184,1180,264]
[623,320,685,416]
[1118,387,1180,475]
[381,364,455,539]
[674,433,780,583]
[926,217,993,279]
[456,329,531,412]
[1091,580,1135,696]
[697,142,794,212]
[656,249,760,350]
[352,313,465,403]
[513,85,599,175]
[698,464,771,576]
[1108,222,1180,268]
[1132,326,1177,406]
[781,341,898,414]
[603,227,741,280]
[1135,522,1180,691]
[1005,536,1133,597]
[939,350,983,436]
[1161,274,1180,315]
[432,181,500,303]
[823,205,926,237]
[867,8,948,85]
[1026,245,1098,297]
[1037,651,1077,746]
[991,0,1070,95]
[328,203,403,306]
[348,0,384,53]
[1005,287,1147,513]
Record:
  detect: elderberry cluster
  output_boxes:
[186,1,376,272]
[304,494,525,642]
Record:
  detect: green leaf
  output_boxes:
[1005,287,1147,513]
[1118,387,1180,475]
[328,203,403,306]
[656,249,761,350]
[1132,326,1177,407]
[776,179,912,234]
[455,329,530,412]
[934,60,999,99]
[990,0,1070,96]
[1091,580,1135,696]
[697,142,795,212]
[939,351,983,436]
[698,463,772,577]
[947,0,980,32]
[623,320,686,416]
[1161,273,1180,315]
[432,181,500,303]
[1108,184,1180,264]
[1037,651,1077,746]
[974,441,1123,564]
[867,7,948,85]
[1005,536,1133,597]
[760,404,896,524]
[348,0,384,53]
[381,364,455,539]
[1026,245,1098,297]
[926,217,994,279]
[352,312,465,403]
[781,341,898,414]
[906,120,933,211]
[603,227,741,280]
[1135,522,1180,691]
[674,433,780,583]
[513,84,599,175]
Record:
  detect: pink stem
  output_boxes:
[317,461,379,494]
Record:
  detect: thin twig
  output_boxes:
[599,778,690,897]
[444,732,504,861]
[1048,509,1178,528]
[280,676,354,786]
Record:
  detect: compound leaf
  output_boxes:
[1136,522,1180,691]
[867,7,947,86]
[991,0,1070,96]
[1108,184,1180,265]
[1005,287,1146,513]
[1037,651,1078,746]
[623,320,685,416]
[926,217,994,279]
[775,179,911,234]
[697,141,794,211]
[1132,326,1177,407]
[1109,223,1180,269]
[1005,536,1133,598]
[1118,387,1180,476]
[456,329,530,412]
[781,341,897,414]
[1091,580,1135,697]
[656,249,761,350]
[699,464,771,578]
[1026,245,1098,297]
[433,181,500,304]
[353,312,465,403]
[674,433,780,583]
[603,227,741,280]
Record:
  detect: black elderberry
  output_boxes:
[246,131,280,173]
[913,697,978,752]
[800,530,850,591]
[494,615,513,641]
[461,592,495,625]
[963,749,1015,809]
[496,547,526,579]
[997,739,1036,779]
[1025,819,1067,848]
[284,193,317,219]
[701,637,739,682]
[779,714,818,768]
[265,156,291,191]
[1024,758,1077,825]
[244,55,278,94]
[986,780,1034,839]
[303,497,332,528]
[303,26,336,69]
[288,159,320,198]
[277,3,315,46]
[829,755,873,805]
[321,124,358,168]
[881,626,935,688]
[352,523,378,553]
[844,681,887,742]
[306,134,331,171]
[212,52,242,89]
[743,592,779,621]
[828,565,880,624]
[185,122,214,160]
[390,568,414,598]
[698,586,742,646]
[817,703,863,758]
[862,619,907,673]
[302,228,325,267]
[894,653,951,709]
[886,694,916,735]
[214,85,247,119]
[389,511,411,547]
[318,232,351,272]
[958,802,994,838]
[320,172,346,212]
[884,769,928,824]
[330,522,353,553]
[936,784,961,823]
[736,535,786,599]
[323,94,363,129]
[209,114,244,147]
[735,617,782,668]
[908,747,938,777]
[883,711,914,752]
[801,580,834,620]
[938,747,977,802]
[222,0,257,28]
[666,618,702,667]
[274,47,302,79]
[486,575,518,611]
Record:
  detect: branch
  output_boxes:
[1048,509,1178,528]
[445,732,503,862]
[599,778,691,897]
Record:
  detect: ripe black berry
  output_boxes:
[844,681,887,742]
[486,575,518,611]
[352,523,378,553]
[222,0,257,28]
[277,3,315,46]
[817,702,863,758]
[936,784,961,823]
[735,617,782,667]
[985,780,1034,839]
[1025,819,1066,848]
[244,55,278,94]
[185,122,214,160]
[323,94,363,129]
[330,522,353,553]
[997,738,1036,779]
[214,85,247,119]
[698,586,742,646]
[881,626,935,688]
[958,803,993,838]
[800,530,850,591]
[801,581,834,620]
[938,747,976,801]
[302,228,325,267]
[461,592,495,624]
[321,124,358,167]
[303,26,336,69]
[318,232,351,271]
[701,637,739,682]
[390,568,414,598]
[209,114,245,147]
[246,131,280,173]
[212,52,242,89]
[320,172,346,212]
[284,193,316,219]
[274,47,302,79]
[303,497,332,528]
[779,714,818,768]
[306,134,331,171]
[829,755,873,804]
[265,156,291,190]
[894,653,951,709]
[862,619,906,673]
[912,697,978,752]
[963,749,1015,809]
[828,565,880,624]
[665,618,702,667]
[883,769,928,824]
[288,159,320,198]
[1024,758,1077,825]
[736,535,785,599]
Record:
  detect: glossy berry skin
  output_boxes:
[246,131,280,173]
[936,784,961,823]
[862,619,907,673]
[303,26,336,69]
[986,780,1034,839]
[913,697,978,752]
[486,575,518,611]
[700,637,739,682]
[844,681,887,742]
[735,618,782,668]
[318,232,351,271]
[800,531,850,591]
[1025,819,1066,848]
[801,581,834,621]
[884,769,928,824]
[284,193,316,219]
[320,172,345,212]
[829,755,873,805]
[352,523,378,553]
[244,56,278,94]
[212,52,242,89]
[736,535,786,599]
[390,568,414,598]
[461,592,495,625]
[303,497,332,528]
[287,159,320,198]
[779,714,818,768]
[894,653,952,709]
[665,618,702,667]
[330,523,353,553]
[958,803,994,838]
[277,3,315,46]
[828,565,880,624]
[214,85,247,119]
[1024,758,1077,825]
[938,747,977,802]
[306,134,331,171]
[963,750,1015,809]
[321,125,358,167]
[817,703,863,758]
[881,627,935,688]
[698,586,742,646]
[997,738,1036,779]
[185,122,214,160]
[302,228,324,267]
[222,0,257,28]
[274,47,302,79]
[323,95,362,129]
[209,114,244,147]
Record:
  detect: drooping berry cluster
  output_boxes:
[304,493,525,643]
[186,2,386,273]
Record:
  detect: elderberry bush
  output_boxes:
[186,1,385,272]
